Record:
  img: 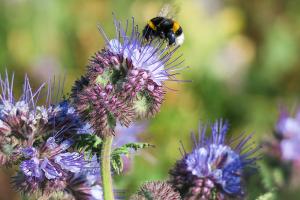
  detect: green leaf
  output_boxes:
[259,161,275,190]
[73,134,103,158]
[74,136,153,174]
[111,142,153,174]
[111,154,123,174]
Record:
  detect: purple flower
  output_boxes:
[71,15,186,137]
[276,109,300,138]
[15,137,87,193]
[170,120,259,200]
[40,158,62,179]
[22,147,38,158]
[47,100,91,136]
[66,174,104,200]
[20,158,42,178]
[64,155,104,200]
[274,108,300,163]
[55,152,85,173]
[0,72,99,199]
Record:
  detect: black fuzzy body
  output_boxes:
[143,16,182,45]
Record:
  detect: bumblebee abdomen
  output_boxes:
[172,21,180,33]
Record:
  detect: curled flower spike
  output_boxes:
[130,181,181,200]
[71,15,186,137]
[73,83,134,137]
[169,120,260,200]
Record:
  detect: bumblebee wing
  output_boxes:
[158,3,180,19]
[158,4,172,17]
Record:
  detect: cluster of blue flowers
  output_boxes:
[170,120,259,199]
[0,74,103,199]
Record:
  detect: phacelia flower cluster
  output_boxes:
[71,16,185,138]
[0,74,49,166]
[0,73,102,199]
[169,120,259,200]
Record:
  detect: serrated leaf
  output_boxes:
[112,142,153,154]
[111,154,123,174]
[111,142,153,174]
[73,134,103,158]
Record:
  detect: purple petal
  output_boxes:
[59,139,74,152]
[0,120,11,135]
[20,158,42,178]
[91,185,103,200]
[280,138,300,161]
[22,147,37,158]
[40,158,62,179]
[45,137,58,150]
[54,152,85,173]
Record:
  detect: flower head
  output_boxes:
[0,73,48,165]
[71,16,185,137]
[169,120,260,200]
[0,73,90,168]
[130,181,181,200]
[0,72,96,199]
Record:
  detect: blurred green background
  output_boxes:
[1,0,300,199]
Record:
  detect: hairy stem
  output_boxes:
[101,135,114,200]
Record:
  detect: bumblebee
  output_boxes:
[142,16,184,46]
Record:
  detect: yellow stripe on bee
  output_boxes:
[148,20,157,31]
[172,21,180,33]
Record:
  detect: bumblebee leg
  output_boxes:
[159,31,166,39]
[166,31,176,46]
[142,25,151,40]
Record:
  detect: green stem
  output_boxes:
[101,135,114,200]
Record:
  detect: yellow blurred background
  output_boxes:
[1,0,300,199]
